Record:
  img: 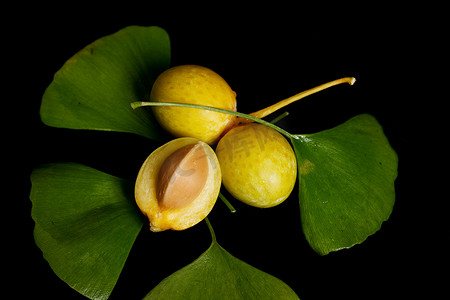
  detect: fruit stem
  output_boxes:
[245,77,356,121]
[205,217,217,243]
[219,192,236,213]
[270,111,289,124]
[131,101,296,139]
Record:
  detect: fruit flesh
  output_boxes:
[151,65,237,144]
[135,138,221,231]
[216,123,297,208]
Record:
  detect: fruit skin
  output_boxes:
[151,65,237,145]
[216,123,297,208]
[135,137,221,231]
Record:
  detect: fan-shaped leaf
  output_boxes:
[145,235,299,299]
[40,26,170,140]
[291,114,398,255]
[30,163,143,299]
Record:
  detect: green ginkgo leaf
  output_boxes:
[291,114,398,255]
[30,163,143,300]
[40,25,170,140]
[144,220,300,300]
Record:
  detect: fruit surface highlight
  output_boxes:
[135,137,221,231]
[216,123,297,208]
[150,65,237,145]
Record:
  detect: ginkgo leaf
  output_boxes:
[30,163,143,300]
[144,220,300,300]
[40,25,170,140]
[291,114,398,255]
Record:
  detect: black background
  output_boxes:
[8,3,432,300]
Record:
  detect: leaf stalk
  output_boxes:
[205,217,216,243]
[131,101,295,139]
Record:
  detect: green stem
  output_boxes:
[205,217,216,243]
[219,192,236,213]
[130,101,297,139]
[270,111,289,124]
